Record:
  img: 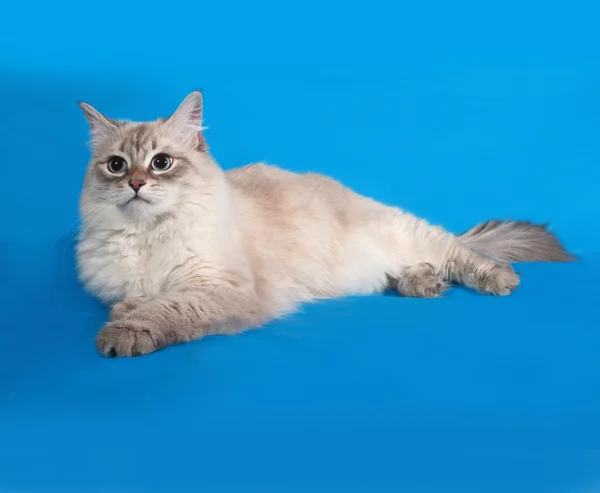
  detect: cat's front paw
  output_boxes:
[96,320,163,357]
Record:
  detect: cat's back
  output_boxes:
[227,162,355,206]
[227,162,380,216]
[226,162,311,192]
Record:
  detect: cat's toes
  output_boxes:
[478,263,520,296]
[109,297,146,321]
[422,277,448,298]
[398,263,447,298]
[410,275,447,298]
[96,321,161,357]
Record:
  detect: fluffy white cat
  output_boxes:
[76,91,573,357]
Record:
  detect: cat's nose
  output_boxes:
[129,180,146,193]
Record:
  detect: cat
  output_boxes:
[76,91,574,357]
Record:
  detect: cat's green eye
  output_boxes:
[151,154,173,172]
[107,156,127,174]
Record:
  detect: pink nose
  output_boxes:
[129,180,146,193]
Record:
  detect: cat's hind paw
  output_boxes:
[475,263,520,296]
[397,263,447,298]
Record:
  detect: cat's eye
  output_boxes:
[107,156,127,174]
[151,154,173,172]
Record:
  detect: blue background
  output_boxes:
[1,0,599,491]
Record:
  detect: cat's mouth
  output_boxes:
[124,195,152,206]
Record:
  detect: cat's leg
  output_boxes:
[443,251,520,296]
[396,263,447,298]
[96,283,264,357]
[109,296,149,321]
[390,212,520,296]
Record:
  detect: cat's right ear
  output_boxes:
[78,101,118,144]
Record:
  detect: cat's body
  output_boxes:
[80,162,440,315]
[77,92,573,357]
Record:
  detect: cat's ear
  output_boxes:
[168,91,204,132]
[78,101,118,143]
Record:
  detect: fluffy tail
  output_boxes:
[457,220,575,263]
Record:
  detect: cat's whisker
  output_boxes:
[56,198,116,241]
[78,203,117,241]
[61,198,120,279]
[60,199,118,257]
[176,201,209,210]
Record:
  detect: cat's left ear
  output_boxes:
[168,90,204,131]
[167,90,206,150]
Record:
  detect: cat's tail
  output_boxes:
[457,220,576,263]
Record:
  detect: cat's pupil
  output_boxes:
[108,157,126,173]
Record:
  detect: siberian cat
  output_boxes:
[77,91,573,357]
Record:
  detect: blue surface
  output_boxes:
[1,0,600,492]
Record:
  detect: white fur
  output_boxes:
[78,157,457,319]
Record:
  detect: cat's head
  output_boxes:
[79,91,220,222]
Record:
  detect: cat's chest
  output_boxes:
[77,228,193,304]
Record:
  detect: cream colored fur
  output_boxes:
[76,92,573,357]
